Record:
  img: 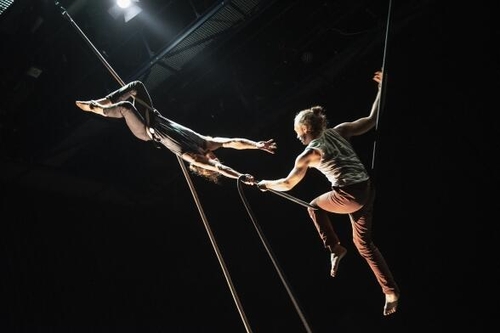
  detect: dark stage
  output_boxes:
[0,0,497,332]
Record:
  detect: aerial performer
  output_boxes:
[75,80,277,184]
[256,71,399,316]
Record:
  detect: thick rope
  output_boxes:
[266,188,317,210]
[238,178,314,333]
[57,3,253,332]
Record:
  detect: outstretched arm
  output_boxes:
[257,148,320,191]
[205,137,277,154]
[182,152,255,185]
[214,162,255,184]
[334,70,383,139]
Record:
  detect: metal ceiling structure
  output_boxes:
[0,0,14,15]
[134,0,273,92]
[0,0,431,203]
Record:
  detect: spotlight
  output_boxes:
[117,0,132,9]
[108,0,142,23]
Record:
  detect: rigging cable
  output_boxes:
[237,177,314,333]
[371,0,393,172]
[234,2,396,329]
[56,3,253,332]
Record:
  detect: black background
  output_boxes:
[1,0,498,332]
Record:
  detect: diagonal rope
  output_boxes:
[56,3,253,332]
[265,188,317,210]
[178,158,253,332]
[233,2,396,329]
[237,178,314,333]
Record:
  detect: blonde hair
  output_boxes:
[189,163,222,184]
[294,105,328,136]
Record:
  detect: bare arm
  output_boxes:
[334,71,383,139]
[205,137,277,154]
[182,152,255,184]
[214,163,254,183]
[257,148,320,191]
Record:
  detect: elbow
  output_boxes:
[279,179,296,191]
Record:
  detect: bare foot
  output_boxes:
[75,100,106,116]
[383,292,399,316]
[330,245,347,277]
[75,100,95,111]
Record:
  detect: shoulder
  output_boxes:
[332,123,348,136]
[204,136,224,150]
[297,147,321,165]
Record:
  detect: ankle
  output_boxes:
[385,292,399,302]
[330,243,345,254]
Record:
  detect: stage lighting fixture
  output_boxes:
[117,0,132,9]
[108,0,142,23]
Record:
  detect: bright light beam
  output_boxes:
[109,0,142,23]
[117,0,132,9]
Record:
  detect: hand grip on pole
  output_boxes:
[241,177,317,210]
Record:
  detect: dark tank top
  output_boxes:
[150,113,208,156]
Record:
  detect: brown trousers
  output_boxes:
[308,179,399,295]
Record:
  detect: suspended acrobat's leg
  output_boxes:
[76,81,153,117]
[75,99,150,141]
[75,100,106,115]
[106,80,153,117]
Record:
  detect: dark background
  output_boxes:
[1,0,498,332]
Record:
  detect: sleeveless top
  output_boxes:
[150,112,208,156]
[307,128,369,187]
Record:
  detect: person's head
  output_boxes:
[294,106,328,145]
[188,151,222,184]
[189,164,221,183]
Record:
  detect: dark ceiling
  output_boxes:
[0,0,432,201]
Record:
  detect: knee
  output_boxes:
[124,81,144,96]
[129,80,145,90]
[353,238,374,256]
[116,101,135,114]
